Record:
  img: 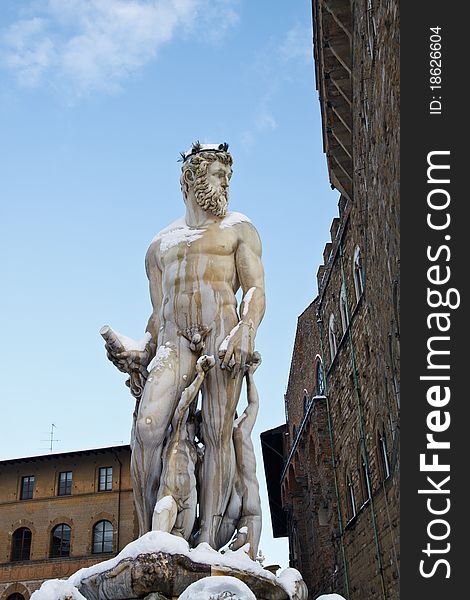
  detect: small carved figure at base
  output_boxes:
[152,355,215,540]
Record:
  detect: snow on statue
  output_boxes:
[101,142,265,558]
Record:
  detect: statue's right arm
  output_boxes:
[109,241,162,373]
[143,240,163,363]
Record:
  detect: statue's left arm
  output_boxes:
[235,352,262,433]
[220,222,265,376]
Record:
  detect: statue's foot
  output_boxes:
[152,495,178,533]
[229,527,248,552]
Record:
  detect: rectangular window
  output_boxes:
[20,475,35,500]
[99,467,113,491]
[58,471,72,496]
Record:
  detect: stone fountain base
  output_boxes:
[31,532,307,600]
[78,551,291,599]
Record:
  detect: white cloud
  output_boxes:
[255,111,276,132]
[240,84,278,148]
[0,0,239,96]
[2,17,55,87]
[192,0,239,44]
[240,109,277,148]
[240,23,313,149]
[279,23,312,64]
[240,129,255,148]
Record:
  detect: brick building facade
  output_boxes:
[0,445,135,599]
[262,1,400,599]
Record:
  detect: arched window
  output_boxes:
[11,527,32,561]
[315,359,325,396]
[346,474,357,521]
[92,520,113,554]
[328,314,337,362]
[51,524,71,557]
[303,392,309,415]
[340,283,349,334]
[7,595,25,600]
[378,427,391,480]
[353,246,364,302]
[359,452,372,505]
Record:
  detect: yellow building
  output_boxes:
[0,445,135,599]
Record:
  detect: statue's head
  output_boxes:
[180,142,233,218]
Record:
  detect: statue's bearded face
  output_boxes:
[193,160,232,217]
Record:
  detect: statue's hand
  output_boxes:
[116,348,151,376]
[106,344,150,377]
[196,354,216,374]
[102,326,153,378]
[247,351,262,374]
[105,344,128,373]
[218,321,254,378]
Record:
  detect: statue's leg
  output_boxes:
[131,333,196,535]
[216,475,243,549]
[229,431,262,559]
[197,347,244,548]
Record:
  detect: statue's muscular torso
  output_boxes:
[147,217,252,338]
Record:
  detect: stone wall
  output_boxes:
[280,1,400,598]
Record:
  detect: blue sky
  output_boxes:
[0,0,338,566]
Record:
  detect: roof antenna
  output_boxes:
[41,423,60,452]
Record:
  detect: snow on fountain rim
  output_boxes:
[180,575,256,600]
[31,579,86,600]
[63,531,302,596]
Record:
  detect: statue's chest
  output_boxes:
[160,227,236,263]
